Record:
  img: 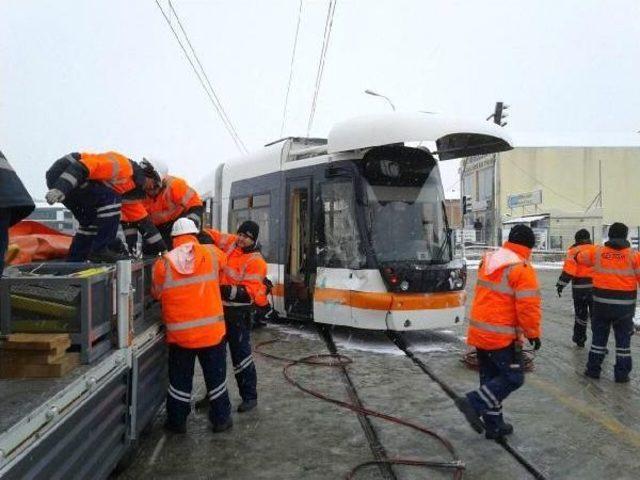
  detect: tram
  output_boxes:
[197,112,512,330]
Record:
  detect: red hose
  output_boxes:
[255,339,465,480]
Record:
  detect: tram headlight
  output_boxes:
[449,268,465,290]
[400,280,409,291]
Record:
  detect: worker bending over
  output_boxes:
[457,225,542,439]
[122,158,203,254]
[45,151,165,262]
[576,223,639,382]
[0,150,35,275]
[556,229,594,347]
[200,221,270,413]
[151,218,232,433]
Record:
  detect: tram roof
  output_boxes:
[327,112,513,160]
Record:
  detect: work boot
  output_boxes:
[163,420,187,434]
[455,397,484,433]
[211,418,233,433]
[615,375,630,383]
[485,422,514,440]
[237,399,257,413]
[252,319,267,330]
[584,369,600,380]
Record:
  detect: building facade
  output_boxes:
[27,203,76,234]
[461,147,640,249]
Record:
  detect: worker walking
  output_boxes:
[556,229,594,347]
[576,223,639,383]
[200,221,270,413]
[45,151,165,262]
[0,150,35,275]
[151,218,232,433]
[457,225,542,439]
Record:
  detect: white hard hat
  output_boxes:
[141,157,169,182]
[171,218,199,237]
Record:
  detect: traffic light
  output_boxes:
[462,195,472,214]
[486,101,509,126]
[493,101,509,126]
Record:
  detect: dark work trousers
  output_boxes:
[167,342,231,427]
[0,208,9,275]
[466,343,525,434]
[224,306,257,402]
[572,288,593,345]
[156,222,174,251]
[586,302,634,380]
[62,183,122,261]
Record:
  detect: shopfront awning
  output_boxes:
[502,214,548,225]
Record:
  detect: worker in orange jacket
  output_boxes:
[457,225,542,439]
[198,220,270,413]
[140,158,203,248]
[151,218,232,433]
[45,152,165,261]
[576,223,639,383]
[556,229,594,347]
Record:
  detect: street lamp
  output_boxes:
[364,89,396,111]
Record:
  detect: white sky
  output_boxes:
[2,0,639,200]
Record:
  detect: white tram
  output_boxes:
[197,112,512,330]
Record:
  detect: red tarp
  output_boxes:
[7,221,72,264]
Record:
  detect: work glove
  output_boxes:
[528,337,542,350]
[556,283,564,298]
[45,188,65,205]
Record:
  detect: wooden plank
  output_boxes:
[0,348,67,365]
[0,352,80,378]
[2,333,71,351]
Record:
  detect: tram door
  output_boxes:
[284,177,315,320]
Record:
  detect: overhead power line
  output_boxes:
[154,0,248,154]
[280,0,304,137]
[306,0,337,136]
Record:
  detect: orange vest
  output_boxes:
[202,228,269,307]
[79,152,136,195]
[467,242,542,350]
[576,244,640,306]
[151,237,227,348]
[558,243,594,289]
[144,176,202,226]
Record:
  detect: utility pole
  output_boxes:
[486,101,509,245]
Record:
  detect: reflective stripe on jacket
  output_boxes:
[576,243,640,306]
[79,152,136,195]
[467,241,542,350]
[144,176,203,226]
[557,243,594,289]
[151,238,227,348]
[202,228,268,307]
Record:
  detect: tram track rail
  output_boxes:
[387,331,549,480]
[255,323,465,479]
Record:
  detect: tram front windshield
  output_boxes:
[361,149,451,264]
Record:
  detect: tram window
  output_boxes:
[252,194,270,208]
[319,182,364,269]
[229,194,272,261]
[232,197,250,210]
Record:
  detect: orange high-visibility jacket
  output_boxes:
[467,242,542,350]
[202,228,268,308]
[576,243,640,306]
[151,235,228,348]
[557,243,594,290]
[79,152,136,195]
[143,176,203,226]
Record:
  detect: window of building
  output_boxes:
[229,193,272,261]
[318,181,364,269]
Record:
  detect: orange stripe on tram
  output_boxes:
[272,284,465,311]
